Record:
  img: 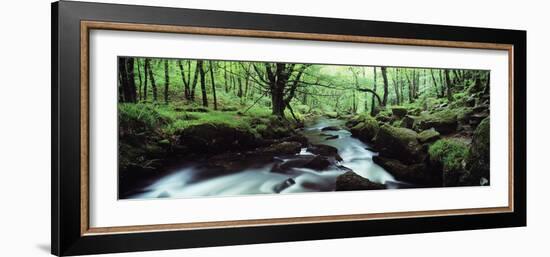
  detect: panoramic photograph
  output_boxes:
[117,56,490,199]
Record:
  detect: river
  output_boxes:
[127,118,397,199]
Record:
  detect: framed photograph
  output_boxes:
[52,1,526,256]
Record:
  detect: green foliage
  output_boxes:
[118,103,167,133]
[428,138,469,171]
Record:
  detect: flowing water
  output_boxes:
[128,118,397,199]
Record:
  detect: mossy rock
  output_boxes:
[345,113,371,128]
[391,107,408,118]
[349,117,379,142]
[324,111,339,118]
[464,117,490,185]
[413,109,458,134]
[374,124,425,164]
[418,129,441,143]
[177,123,259,154]
[392,119,405,128]
[428,138,469,186]
[455,107,474,124]
[375,112,392,123]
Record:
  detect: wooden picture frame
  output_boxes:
[52,1,526,256]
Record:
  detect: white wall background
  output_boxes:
[0,0,546,256]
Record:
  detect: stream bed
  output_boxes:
[127,118,398,199]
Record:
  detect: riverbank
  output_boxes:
[120,106,396,198]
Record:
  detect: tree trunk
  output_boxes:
[392,68,401,105]
[117,72,124,102]
[118,59,128,102]
[444,69,453,102]
[198,60,208,107]
[146,59,157,102]
[143,59,148,101]
[224,62,229,93]
[271,88,285,117]
[119,57,137,103]
[370,67,377,115]
[177,60,190,100]
[381,67,389,106]
[163,60,169,104]
[405,71,415,103]
[190,61,199,101]
[136,59,143,101]
[430,69,440,97]
[209,61,218,110]
[439,70,446,97]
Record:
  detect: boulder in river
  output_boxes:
[335,171,386,191]
[272,155,332,173]
[304,155,332,170]
[349,117,379,143]
[373,156,439,185]
[274,178,296,193]
[374,124,425,164]
[307,144,343,161]
[261,141,303,155]
[321,126,341,131]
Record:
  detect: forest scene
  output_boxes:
[118,56,491,199]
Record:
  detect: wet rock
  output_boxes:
[307,144,343,161]
[274,178,296,193]
[205,152,262,173]
[335,171,386,191]
[272,155,315,173]
[374,124,425,164]
[303,155,332,170]
[417,128,441,143]
[157,191,171,198]
[321,126,341,131]
[325,134,339,140]
[272,154,333,173]
[373,156,439,185]
[391,107,408,118]
[261,141,303,155]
